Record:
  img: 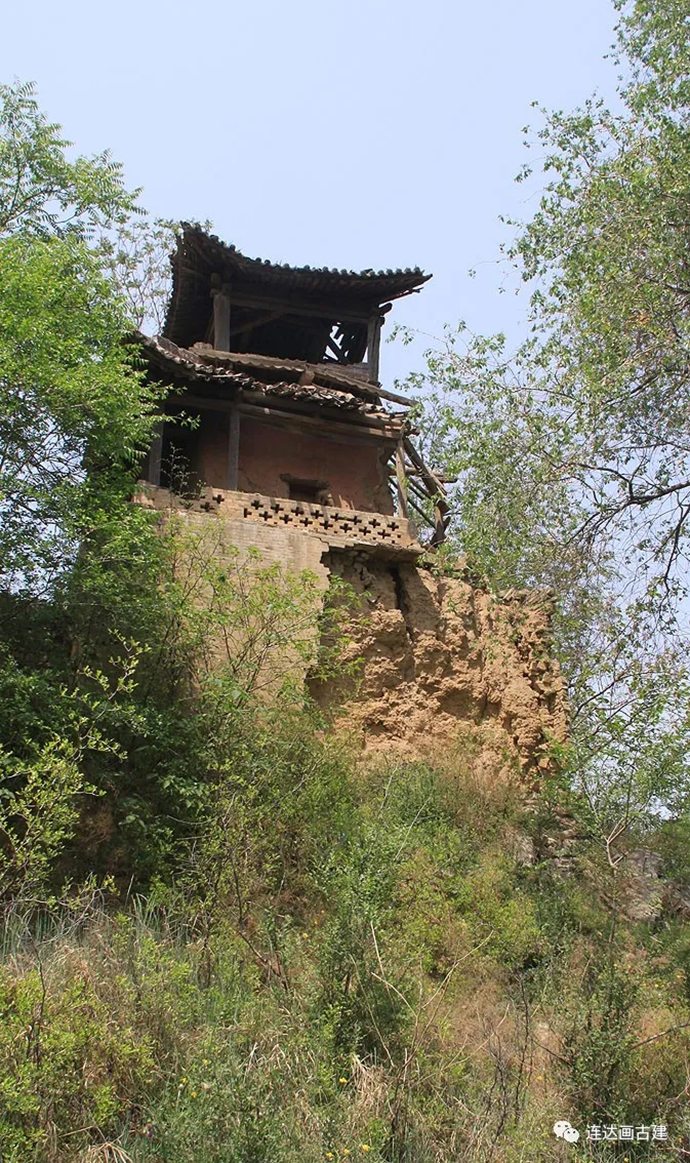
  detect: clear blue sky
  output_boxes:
[3,0,619,383]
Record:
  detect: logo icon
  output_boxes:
[554,1120,580,1144]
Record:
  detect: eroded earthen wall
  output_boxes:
[135,490,567,781]
[310,552,568,783]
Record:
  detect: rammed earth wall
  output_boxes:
[136,485,567,780]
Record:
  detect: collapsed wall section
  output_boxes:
[310,552,568,783]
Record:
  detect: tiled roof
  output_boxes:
[138,335,405,420]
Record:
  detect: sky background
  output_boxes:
[3,0,620,384]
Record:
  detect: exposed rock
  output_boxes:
[503,826,538,866]
[662,881,690,921]
[533,805,583,870]
[623,848,663,922]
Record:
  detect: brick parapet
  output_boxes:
[135,484,423,559]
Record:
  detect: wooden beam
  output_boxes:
[227,404,240,490]
[406,481,448,538]
[408,477,431,504]
[225,288,373,325]
[402,435,450,546]
[237,389,403,435]
[167,393,403,442]
[168,392,239,415]
[407,469,458,484]
[212,285,231,350]
[238,401,401,442]
[170,390,403,437]
[407,494,436,528]
[431,501,448,546]
[403,436,447,499]
[373,383,416,408]
[326,334,348,363]
[229,308,286,339]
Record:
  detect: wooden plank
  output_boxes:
[167,392,403,441]
[227,403,240,490]
[212,286,231,350]
[395,440,408,517]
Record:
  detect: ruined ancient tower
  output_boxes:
[137,226,565,775]
[137,223,446,561]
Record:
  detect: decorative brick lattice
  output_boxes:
[139,485,420,552]
[240,496,410,547]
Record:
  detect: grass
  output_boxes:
[1,756,689,1161]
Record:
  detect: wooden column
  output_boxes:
[395,439,408,518]
[432,502,446,546]
[227,403,240,490]
[366,314,383,383]
[147,418,164,486]
[212,283,231,351]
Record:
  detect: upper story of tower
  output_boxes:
[164,224,431,381]
[137,227,448,554]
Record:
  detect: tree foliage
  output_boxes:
[410,0,690,829]
[422,1,690,604]
[96,213,181,333]
[0,80,136,239]
[0,233,160,592]
[0,82,162,595]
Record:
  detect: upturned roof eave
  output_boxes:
[163,224,432,342]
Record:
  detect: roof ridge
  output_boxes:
[180,222,429,283]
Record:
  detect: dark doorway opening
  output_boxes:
[281,475,331,505]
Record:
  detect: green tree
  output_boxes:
[0,81,160,594]
[96,213,180,333]
[411,0,690,832]
[0,80,136,239]
[0,82,170,895]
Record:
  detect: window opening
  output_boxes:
[281,475,331,504]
